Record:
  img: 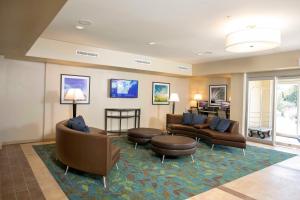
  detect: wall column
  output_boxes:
[230,73,247,134]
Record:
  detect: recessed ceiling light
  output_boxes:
[75,25,84,30]
[196,51,212,56]
[78,19,92,26]
[148,42,156,45]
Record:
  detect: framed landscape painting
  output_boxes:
[60,74,90,104]
[209,85,227,106]
[152,82,170,105]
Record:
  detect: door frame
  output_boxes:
[245,76,277,145]
[276,76,300,139]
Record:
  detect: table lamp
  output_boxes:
[64,88,85,118]
[169,93,180,114]
[194,94,202,108]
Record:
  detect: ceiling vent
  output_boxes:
[76,50,98,58]
[134,58,151,65]
[178,66,191,71]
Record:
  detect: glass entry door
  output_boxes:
[276,79,300,146]
[246,78,275,144]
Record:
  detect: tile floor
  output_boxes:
[190,144,300,200]
[276,136,300,148]
[1,142,300,200]
[0,144,45,200]
[21,142,67,200]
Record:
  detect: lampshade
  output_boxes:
[169,93,180,102]
[194,94,202,101]
[225,27,281,53]
[64,88,85,101]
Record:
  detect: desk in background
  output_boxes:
[189,107,230,119]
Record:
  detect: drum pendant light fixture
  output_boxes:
[225,26,281,53]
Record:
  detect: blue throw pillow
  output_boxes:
[216,119,231,133]
[209,117,221,130]
[192,114,207,125]
[67,116,90,133]
[182,112,193,125]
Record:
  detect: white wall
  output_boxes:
[0,58,190,143]
[0,58,45,144]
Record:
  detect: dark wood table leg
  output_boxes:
[134,110,137,128]
[119,111,122,135]
[105,109,107,131]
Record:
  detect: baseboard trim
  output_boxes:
[2,138,55,146]
[276,141,300,149]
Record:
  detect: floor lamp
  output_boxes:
[64,88,85,118]
[169,93,180,114]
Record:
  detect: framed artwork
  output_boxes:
[209,85,227,106]
[152,82,170,105]
[60,74,90,104]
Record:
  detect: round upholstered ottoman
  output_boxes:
[151,135,197,163]
[127,128,163,149]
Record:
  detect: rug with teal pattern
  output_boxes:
[33,137,296,200]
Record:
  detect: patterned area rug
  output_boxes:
[33,137,295,200]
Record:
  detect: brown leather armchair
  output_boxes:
[56,120,120,188]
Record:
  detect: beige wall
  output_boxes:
[0,58,45,144]
[193,50,300,76]
[0,58,190,143]
[189,74,246,134]
[28,38,192,76]
[189,76,231,106]
[43,63,190,139]
[230,73,246,134]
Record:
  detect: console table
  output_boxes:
[105,108,141,134]
[188,107,230,119]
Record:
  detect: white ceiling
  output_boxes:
[41,0,300,64]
